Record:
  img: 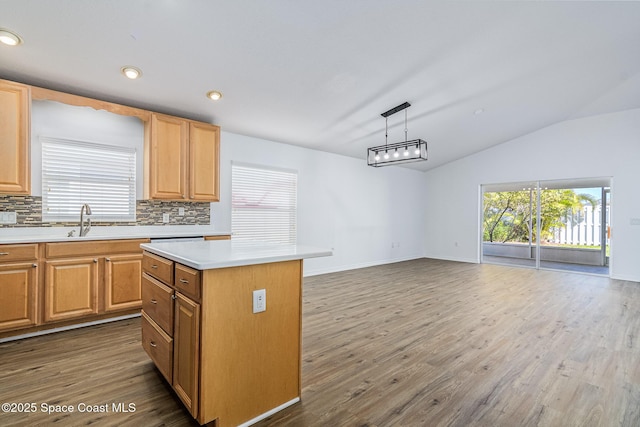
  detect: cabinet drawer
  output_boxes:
[142,252,173,285]
[175,264,201,302]
[0,244,38,262]
[141,311,173,384]
[142,273,174,335]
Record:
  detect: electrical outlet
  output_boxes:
[162,213,170,223]
[0,212,17,224]
[253,289,266,313]
[178,207,185,216]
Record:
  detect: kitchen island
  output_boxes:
[140,240,331,427]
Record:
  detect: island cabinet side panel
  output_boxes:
[198,260,302,427]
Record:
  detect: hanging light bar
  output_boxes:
[367,102,428,167]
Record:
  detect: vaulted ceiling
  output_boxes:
[2,1,639,171]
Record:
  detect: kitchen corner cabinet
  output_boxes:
[0,80,30,195]
[146,113,220,202]
[0,244,38,332]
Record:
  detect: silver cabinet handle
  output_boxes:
[93,259,98,263]
[150,342,157,348]
[151,265,158,269]
[179,278,189,284]
[106,258,111,262]
[150,299,157,304]
[171,294,177,300]
[32,263,37,268]
[0,252,9,256]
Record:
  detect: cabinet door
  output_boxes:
[173,293,200,418]
[189,122,220,201]
[0,262,37,331]
[0,80,30,194]
[104,254,143,312]
[149,113,188,199]
[45,258,99,322]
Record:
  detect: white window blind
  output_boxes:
[41,137,136,222]
[232,163,297,244]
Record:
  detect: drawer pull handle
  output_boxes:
[150,299,157,304]
[150,341,157,348]
[0,252,9,256]
[171,294,177,300]
[151,265,158,269]
[106,258,111,262]
[179,278,189,284]
[93,259,98,263]
[32,263,37,268]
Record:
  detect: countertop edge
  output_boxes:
[141,242,332,270]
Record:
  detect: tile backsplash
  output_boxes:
[0,195,210,227]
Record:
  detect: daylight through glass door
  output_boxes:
[482,178,610,276]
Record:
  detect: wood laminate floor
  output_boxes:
[1,258,639,427]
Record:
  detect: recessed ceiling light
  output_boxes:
[206,90,223,101]
[121,66,142,80]
[474,108,485,115]
[0,29,23,46]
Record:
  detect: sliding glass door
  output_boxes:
[482,182,538,269]
[482,178,610,275]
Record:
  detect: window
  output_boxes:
[41,137,136,222]
[232,163,297,244]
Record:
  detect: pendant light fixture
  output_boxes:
[367,102,427,167]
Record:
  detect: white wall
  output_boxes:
[211,132,426,276]
[423,108,640,282]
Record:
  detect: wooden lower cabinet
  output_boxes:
[141,251,303,427]
[44,258,99,322]
[104,254,143,312]
[0,262,38,331]
[173,292,200,418]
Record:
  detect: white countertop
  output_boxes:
[0,225,230,244]
[141,240,333,270]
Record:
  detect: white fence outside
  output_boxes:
[550,205,610,246]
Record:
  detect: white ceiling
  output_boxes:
[1,1,639,172]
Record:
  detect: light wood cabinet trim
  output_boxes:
[0,262,38,331]
[142,251,174,285]
[30,85,150,121]
[141,311,174,384]
[45,239,149,258]
[104,253,143,312]
[0,243,38,262]
[173,292,200,419]
[203,235,231,241]
[142,273,174,335]
[0,79,30,195]
[174,264,201,302]
[189,121,220,201]
[44,258,99,322]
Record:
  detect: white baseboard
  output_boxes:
[0,313,141,343]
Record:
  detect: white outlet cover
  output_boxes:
[253,289,266,313]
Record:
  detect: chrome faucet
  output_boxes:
[79,203,92,237]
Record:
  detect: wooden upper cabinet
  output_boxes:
[148,113,189,200]
[189,122,220,201]
[0,80,30,195]
[146,113,220,201]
